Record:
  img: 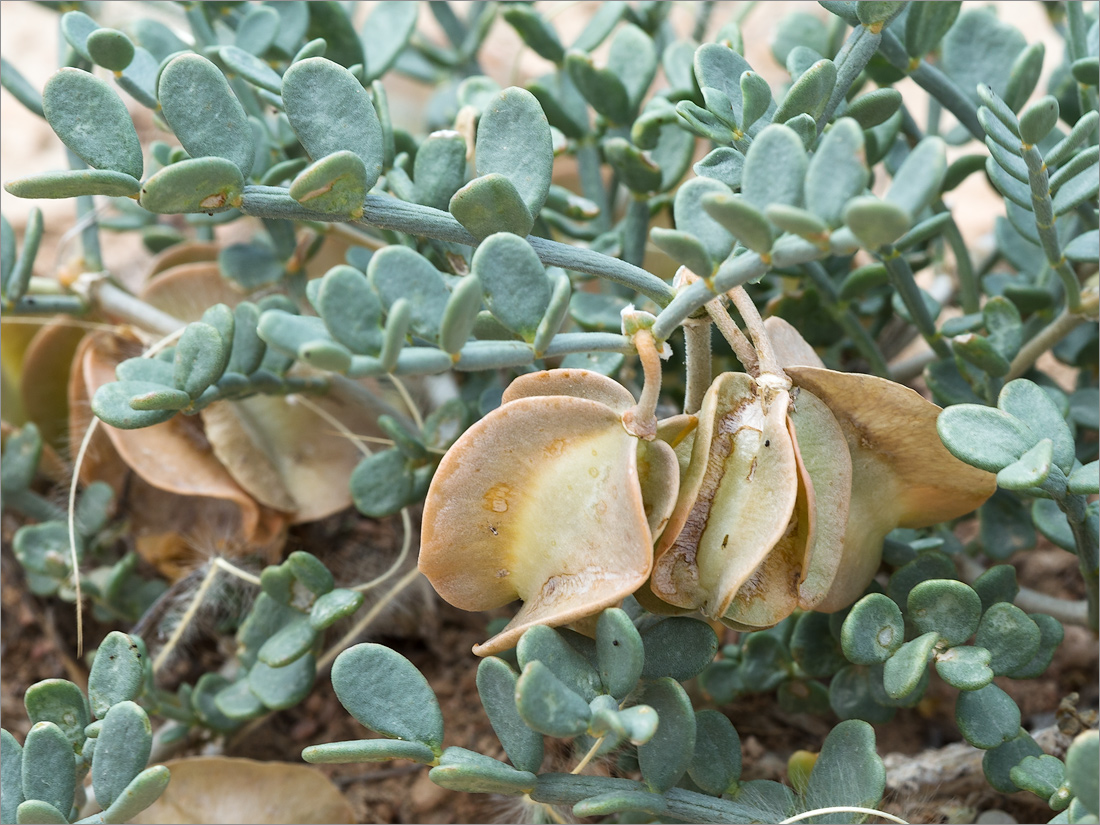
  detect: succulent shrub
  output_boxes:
[1,1,1098,823]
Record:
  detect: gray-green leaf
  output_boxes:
[515,660,591,738]
[803,719,886,820]
[688,709,741,796]
[20,723,74,821]
[158,54,254,178]
[88,632,145,719]
[956,684,1020,749]
[42,69,142,180]
[282,57,383,187]
[476,657,544,774]
[139,156,244,214]
[472,233,551,342]
[741,124,807,211]
[331,643,444,751]
[91,701,152,810]
[476,87,554,218]
[637,678,696,793]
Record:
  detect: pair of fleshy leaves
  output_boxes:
[420,318,995,654]
[68,245,386,576]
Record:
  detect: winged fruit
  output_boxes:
[650,315,997,627]
[419,367,678,655]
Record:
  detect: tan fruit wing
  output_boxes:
[142,259,388,523]
[21,320,87,447]
[650,373,754,608]
[786,366,996,526]
[651,373,799,618]
[141,261,242,319]
[418,396,653,656]
[656,413,699,478]
[501,367,637,414]
[763,316,826,369]
[200,399,310,515]
[720,443,811,629]
[146,241,220,280]
[135,756,354,824]
[698,383,799,618]
[813,458,904,613]
[201,390,383,524]
[636,437,680,541]
[786,389,853,609]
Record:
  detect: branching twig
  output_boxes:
[704,297,757,375]
[1007,308,1092,380]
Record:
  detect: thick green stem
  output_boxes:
[801,262,891,377]
[705,298,758,375]
[957,555,1089,626]
[86,280,184,336]
[899,103,924,143]
[927,96,942,137]
[577,138,611,232]
[681,317,713,415]
[653,238,827,340]
[880,248,952,359]
[1006,307,1090,380]
[935,205,980,314]
[61,8,102,273]
[237,187,675,305]
[344,333,634,379]
[1059,493,1099,631]
[877,31,983,141]
[66,169,103,273]
[818,25,881,131]
[1021,145,1083,312]
[621,196,651,269]
[7,295,87,315]
[533,773,787,824]
[728,286,781,377]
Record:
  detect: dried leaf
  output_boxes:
[146,241,220,279]
[202,389,382,523]
[141,261,241,317]
[132,756,353,824]
[786,389,852,610]
[143,257,384,523]
[76,332,264,541]
[21,320,87,447]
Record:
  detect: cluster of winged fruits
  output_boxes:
[418,284,997,654]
